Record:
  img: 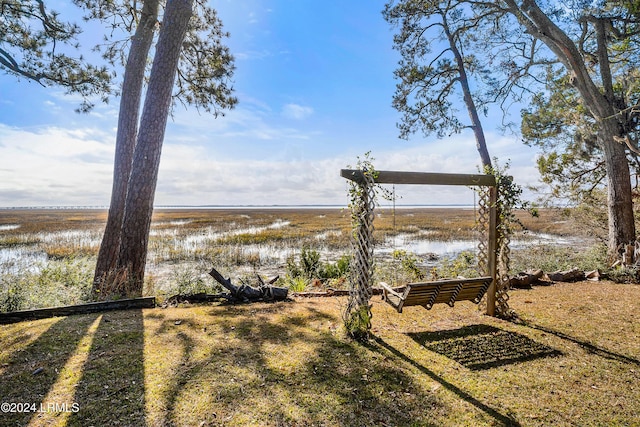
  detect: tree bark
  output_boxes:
[116,0,195,294]
[93,0,159,295]
[600,122,636,257]
[502,0,636,257]
[591,15,635,256]
[441,10,492,168]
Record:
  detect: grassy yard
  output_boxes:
[0,280,638,426]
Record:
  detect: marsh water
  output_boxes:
[0,207,593,297]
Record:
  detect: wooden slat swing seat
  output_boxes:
[379,276,493,313]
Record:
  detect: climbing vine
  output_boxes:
[345,152,392,231]
[486,162,525,244]
[342,152,389,341]
[482,160,525,319]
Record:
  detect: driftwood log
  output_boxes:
[510,270,546,289]
[208,267,289,303]
[507,268,601,290]
[546,268,585,282]
[585,270,601,281]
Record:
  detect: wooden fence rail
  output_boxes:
[0,297,156,324]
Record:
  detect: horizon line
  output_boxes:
[0,203,477,210]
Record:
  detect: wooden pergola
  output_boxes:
[341,169,504,317]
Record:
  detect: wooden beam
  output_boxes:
[341,169,496,187]
[0,297,156,324]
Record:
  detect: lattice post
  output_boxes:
[344,171,376,340]
[486,186,499,316]
[495,192,512,318]
[476,184,511,318]
[476,186,490,279]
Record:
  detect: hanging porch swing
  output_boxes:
[341,168,511,320]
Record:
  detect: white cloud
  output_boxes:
[281,103,314,120]
[0,124,114,206]
[234,49,273,61]
[247,12,259,24]
[155,143,346,205]
[154,130,542,207]
[0,122,542,208]
[169,101,318,145]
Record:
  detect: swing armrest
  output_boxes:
[379,282,403,300]
[379,282,407,312]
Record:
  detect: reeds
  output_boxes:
[0,207,599,311]
[0,257,93,311]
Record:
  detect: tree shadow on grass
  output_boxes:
[0,309,147,426]
[68,309,146,427]
[408,324,562,371]
[519,321,640,367]
[371,335,523,427]
[147,303,450,426]
[0,314,100,426]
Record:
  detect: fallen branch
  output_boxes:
[510,270,545,289]
[208,267,289,303]
[0,297,155,325]
[293,288,384,298]
[546,268,585,282]
[292,289,350,298]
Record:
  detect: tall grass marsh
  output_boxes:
[0,207,598,311]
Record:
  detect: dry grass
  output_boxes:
[0,207,578,242]
[0,280,638,426]
[0,209,107,234]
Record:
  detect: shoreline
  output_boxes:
[0,204,476,211]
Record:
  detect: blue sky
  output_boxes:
[0,0,541,207]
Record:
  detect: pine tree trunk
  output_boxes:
[93,0,159,296]
[116,0,194,294]
[600,123,636,258]
[592,17,635,257]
